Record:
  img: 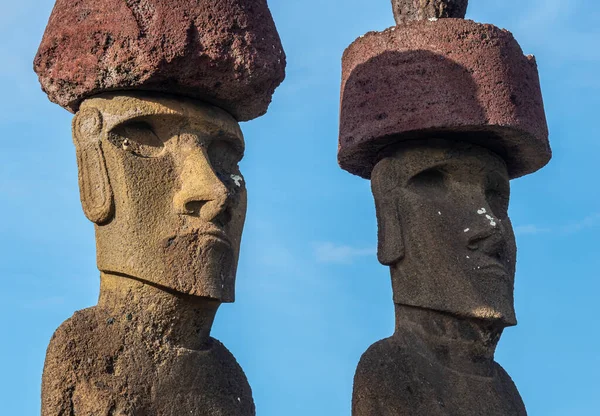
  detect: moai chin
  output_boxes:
[34,1,285,415]
[339,3,550,415]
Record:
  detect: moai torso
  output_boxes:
[354,336,526,416]
[353,309,526,416]
[42,304,254,416]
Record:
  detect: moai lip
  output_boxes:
[34,0,286,121]
[339,19,550,179]
[391,0,469,24]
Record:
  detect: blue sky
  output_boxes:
[1,0,599,414]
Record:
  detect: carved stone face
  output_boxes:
[371,139,517,326]
[73,93,247,302]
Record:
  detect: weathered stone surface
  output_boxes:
[351,140,528,416]
[339,19,550,179]
[42,274,255,416]
[372,141,517,325]
[391,0,469,24]
[34,0,286,121]
[76,93,247,302]
[353,306,526,416]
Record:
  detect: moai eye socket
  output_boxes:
[407,168,448,195]
[108,121,165,158]
[485,174,510,218]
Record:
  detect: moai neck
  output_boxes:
[98,272,220,351]
[394,304,502,377]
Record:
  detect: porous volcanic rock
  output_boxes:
[391,0,469,24]
[339,19,550,179]
[34,0,286,121]
[42,276,256,415]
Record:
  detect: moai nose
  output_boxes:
[173,145,230,223]
[466,205,507,254]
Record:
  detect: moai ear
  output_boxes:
[371,159,405,266]
[72,107,114,224]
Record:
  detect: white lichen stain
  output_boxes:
[428,17,439,22]
[477,208,497,226]
[230,174,243,187]
[438,211,442,215]
[464,228,470,233]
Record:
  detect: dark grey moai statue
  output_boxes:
[339,2,551,415]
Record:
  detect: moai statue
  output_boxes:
[339,2,551,415]
[34,1,285,414]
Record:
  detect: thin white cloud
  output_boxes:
[314,242,375,264]
[514,224,552,236]
[516,212,600,236]
[23,296,65,310]
[562,212,600,233]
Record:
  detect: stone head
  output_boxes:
[371,139,517,327]
[72,93,247,302]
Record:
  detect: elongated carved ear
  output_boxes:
[371,158,405,266]
[72,107,114,224]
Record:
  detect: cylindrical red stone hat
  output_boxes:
[34,0,286,121]
[339,19,551,179]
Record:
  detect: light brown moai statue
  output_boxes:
[34,1,285,415]
[339,1,550,415]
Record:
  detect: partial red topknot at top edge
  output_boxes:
[338,19,551,179]
[391,0,468,24]
[34,0,286,122]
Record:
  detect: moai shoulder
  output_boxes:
[353,334,526,416]
[42,300,253,415]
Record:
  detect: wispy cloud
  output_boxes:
[516,212,600,236]
[313,242,375,264]
[515,224,552,236]
[562,212,600,233]
[22,296,65,310]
